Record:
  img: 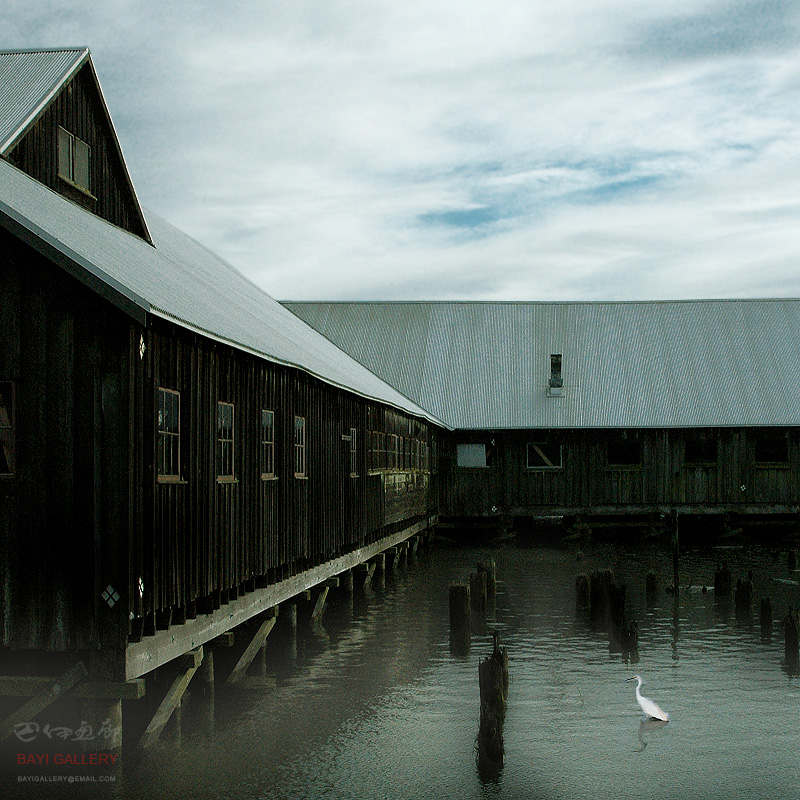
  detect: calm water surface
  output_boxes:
[110,535,800,798]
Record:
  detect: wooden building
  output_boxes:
[286,301,800,532]
[0,49,441,746]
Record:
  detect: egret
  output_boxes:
[626,675,669,721]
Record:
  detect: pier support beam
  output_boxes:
[227,608,278,686]
[137,647,203,752]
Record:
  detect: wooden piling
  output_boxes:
[714,560,732,599]
[478,560,497,600]
[478,640,509,770]
[760,597,773,641]
[449,584,471,655]
[470,571,488,616]
[734,575,754,623]
[784,609,799,669]
[670,511,680,600]
[589,569,614,630]
[608,583,626,653]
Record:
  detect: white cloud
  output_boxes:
[4,0,800,300]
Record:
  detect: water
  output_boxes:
[12,534,800,799]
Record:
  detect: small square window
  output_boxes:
[457,443,488,468]
[755,431,789,465]
[217,402,235,480]
[294,416,306,477]
[349,427,358,477]
[527,442,562,469]
[684,434,717,465]
[58,126,91,192]
[157,388,181,480]
[607,437,641,467]
[261,409,275,478]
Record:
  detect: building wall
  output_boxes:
[0,228,137,651]
[0,228,438,652]
[441,427,800,517]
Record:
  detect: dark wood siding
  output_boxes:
[442,427,800,517]
[0,228,137,651]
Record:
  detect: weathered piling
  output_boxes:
[760,597,773,641]
[471,571,488,616]
[589,569,614,630]
[783,609,799,669]
[734,574,754,623]
[621,620,639,657]
[477,560,497,600]
[670,511,680,600]
[575,574,590,617]
[714,560,732,599]
[608,583,627,653]
[478,640,509,770]
[449,584,471,655]
[645,572,658,605]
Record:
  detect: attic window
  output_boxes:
[58,126,91,192]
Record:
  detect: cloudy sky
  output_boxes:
[4,1,800,300]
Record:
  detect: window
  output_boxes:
[217,402,235,480]
[457,443,488,468]
[261,409,275,478]
[349,427,358,477]
[294,416,306,477]
[0,382,14,477]
[684,434,717,466]
[527,442,563,469]
[607,436,641,467]
[58,126,91,192]
[755,430,789,465]
[157,388,181,480]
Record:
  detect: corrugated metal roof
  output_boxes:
[0,48,88,153]
[0,158,443,426]
[283,301,800,430]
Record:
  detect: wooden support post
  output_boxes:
[372,553,385,589]
[784,610,799,670]
[735,573,754,625]
[761,597,773,642]
[478,560,497,600]
[341,569,354,592]
[477,638,509,774]
[714,560,732,599]
[671,511,680,600]
[449,583,471,655]
[227,610,278,686]
[470,571,487,616]
[608,583,626,653]
[311,586,330,623]
[1,662,88,742]
[137,647,203,752]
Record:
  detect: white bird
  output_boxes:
[626,675,669,721]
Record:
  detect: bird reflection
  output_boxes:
[634,719,669,752]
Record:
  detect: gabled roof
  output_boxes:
[0,158,444,426]
[0,47,151,243]
[0,47,88,153]
[283,300,800,430]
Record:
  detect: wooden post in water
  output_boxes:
[478,636,509,772]
[477,560,497,600]
[784,609,799,670]
[760,597,773,641]
[670,511,680,599]
[608,583,626,653]
[470,571,488,616]
[589,569,614,630]
[734,573,754,625]
[714,560,732,599]
[449,584,471,655]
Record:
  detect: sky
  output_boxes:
[4,0,800,301]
